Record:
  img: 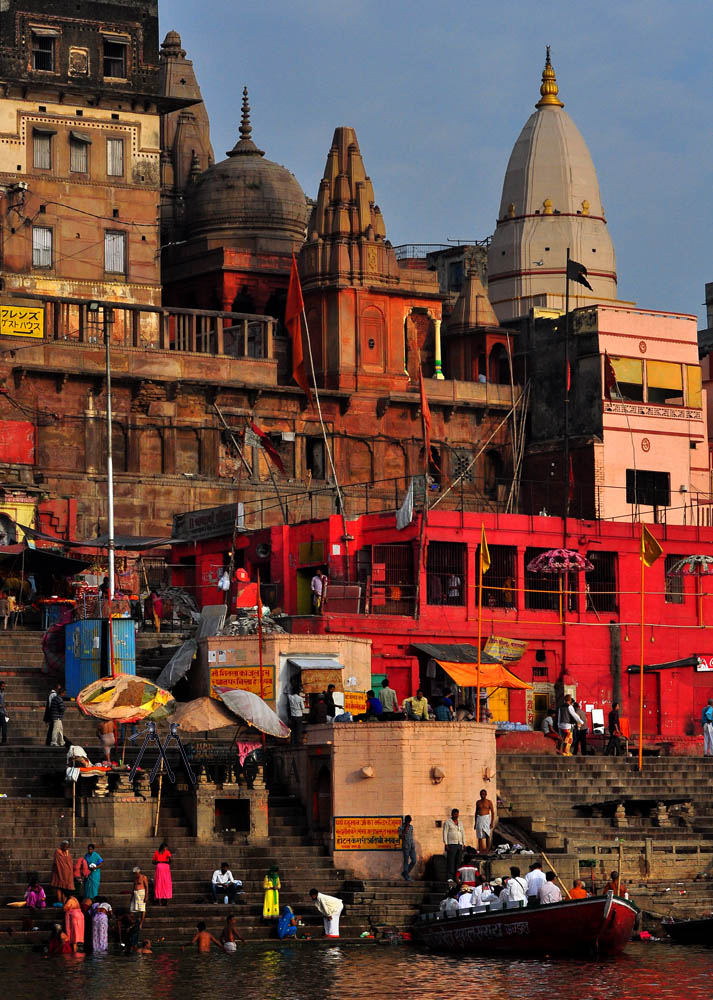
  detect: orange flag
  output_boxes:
[419,367,437,470]
[285,253,312,402]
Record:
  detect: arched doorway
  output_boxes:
[489,343,510,384]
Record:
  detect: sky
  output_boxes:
[164,0,713,324]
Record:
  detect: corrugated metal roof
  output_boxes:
[411,642,499,665]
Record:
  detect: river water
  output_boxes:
[4,941,712,999]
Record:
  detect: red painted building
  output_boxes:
[172,508,713,752]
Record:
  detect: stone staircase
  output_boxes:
[0,629,434,945]
[497,753,713,919]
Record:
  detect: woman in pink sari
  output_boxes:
[152,841,172,905]
[63,895,85,953]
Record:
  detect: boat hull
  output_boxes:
[413,893,637,957]
[664,916,713,945]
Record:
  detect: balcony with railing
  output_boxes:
[0,292,279,387]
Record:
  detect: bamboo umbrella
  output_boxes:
[666,555,713,627]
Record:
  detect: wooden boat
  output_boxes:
[663,914,713,945]
[413,892,637,957]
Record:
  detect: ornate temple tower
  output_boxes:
[487,50,618,322]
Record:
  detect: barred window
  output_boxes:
[665,553,685,605]
[33,130,52,170]
[103,40,127,78]
[450,448,474,483]
[31,33,55,71]
[477,544,516,609]
[69,134,89,173]
[107,138,124,177]
[32,226,52,268]
[104,230,126,274]
[524,546,579,612]
[426,541,466,606]
[585,551,618,613]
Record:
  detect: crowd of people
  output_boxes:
[541,696,628,757]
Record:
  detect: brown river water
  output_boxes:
[2,940,711,999]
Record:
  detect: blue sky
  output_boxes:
[164,0,713,323]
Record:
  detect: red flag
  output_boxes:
[419,367,438,471]
[603,352,617,399]
[249,420,286,474]
[285,253,312,401]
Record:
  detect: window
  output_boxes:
[524,546,578,612]
[31,32,55,71]
[585,551,618,613]
[426,541,466,606]
[69,132,90,173]
[33,129,53,170]
[451,448,474,483]
[448,260,464,292]
[647,361,683,406]
[107,138,124,177]
[305,437,325,481]
[626,469,670,509]
[32,226,52,268]
[371,543,415,616]
[665,554,685,605]
[103,39,127,78]
[477,544,516,609]
[104,230,126,274]
[609,356,644,402]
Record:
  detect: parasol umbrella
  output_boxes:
[666,555,713,626]
[213,686,290,739]
[77,673,176,723]
[526,548,594,622]
[170,696,238,733]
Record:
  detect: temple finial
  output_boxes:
[226,85,264,157]
[536,46,564,109]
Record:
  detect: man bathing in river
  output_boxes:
[184,920,223,953]
[474,789,495,854]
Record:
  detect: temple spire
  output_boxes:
[536,45,564,109]
[226,86,264,157]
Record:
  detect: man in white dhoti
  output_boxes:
[474,788,495,854]
[309,888,343,938]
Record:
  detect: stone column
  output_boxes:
[433,318,445,380]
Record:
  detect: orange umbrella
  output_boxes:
[435,660,532,690]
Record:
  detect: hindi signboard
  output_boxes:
[0,304,44,339]
[210,665,274,700]
[333,815,401,851]
[483,636,528,663]
[343,691,367,716]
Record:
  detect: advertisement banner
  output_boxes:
[483,636,528,663]
[334,815,401,851]
[210,665,274,700]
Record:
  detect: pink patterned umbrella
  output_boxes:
[665,555,713,577]
[526,549,594,574]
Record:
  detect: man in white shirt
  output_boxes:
[538,871,563,904]
[287,687,306,745]
[211,862,244,904]
[309,888,343,937]
[311,571,327,614]
[557,695,581,756]
[439,889,460,916]
[442,808,466,881]
[525,861,546,904]
[503,866,528,907]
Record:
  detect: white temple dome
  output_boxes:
[487,49,618,322]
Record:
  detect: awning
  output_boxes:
[287,657,344,695]
[626,656,698,674]
[287,657,344,671]
[436,659,532,690]
[412,642,499,665]
[0,544,90,577]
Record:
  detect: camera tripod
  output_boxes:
[128,721,197,785]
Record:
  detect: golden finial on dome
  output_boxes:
[536,45,564,109]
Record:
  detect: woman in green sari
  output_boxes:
[262,865,280,918]
[83,843,103,900]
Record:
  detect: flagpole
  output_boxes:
[639,532,645,772]
[476,541,483,722]
[564,247,571,530]
[257,569,265,751]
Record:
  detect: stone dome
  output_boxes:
[185,88,309,252]
[487,50,618,322]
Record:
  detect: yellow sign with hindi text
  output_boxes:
[334,815,401,851]
[343,691,367,716]
[0,305,44,339]
[210,666,274,700]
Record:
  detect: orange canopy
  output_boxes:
[435,659,533,690]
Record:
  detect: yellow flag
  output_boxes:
[640,523,662,568]
[480,524,491,574]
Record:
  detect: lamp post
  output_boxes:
[88,301,115,603]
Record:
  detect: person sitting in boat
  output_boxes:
[569,879,588,899]
[470,877,491,908]
[525,861,546,906]
[502,866,528,907]
[457,886,475,911]
[603,870,627,897]
[455,852,479,888]
[538,871,563,904]
[485,879,504,910]
[439,888,460,916]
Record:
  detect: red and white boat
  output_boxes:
[413,892,637,957]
